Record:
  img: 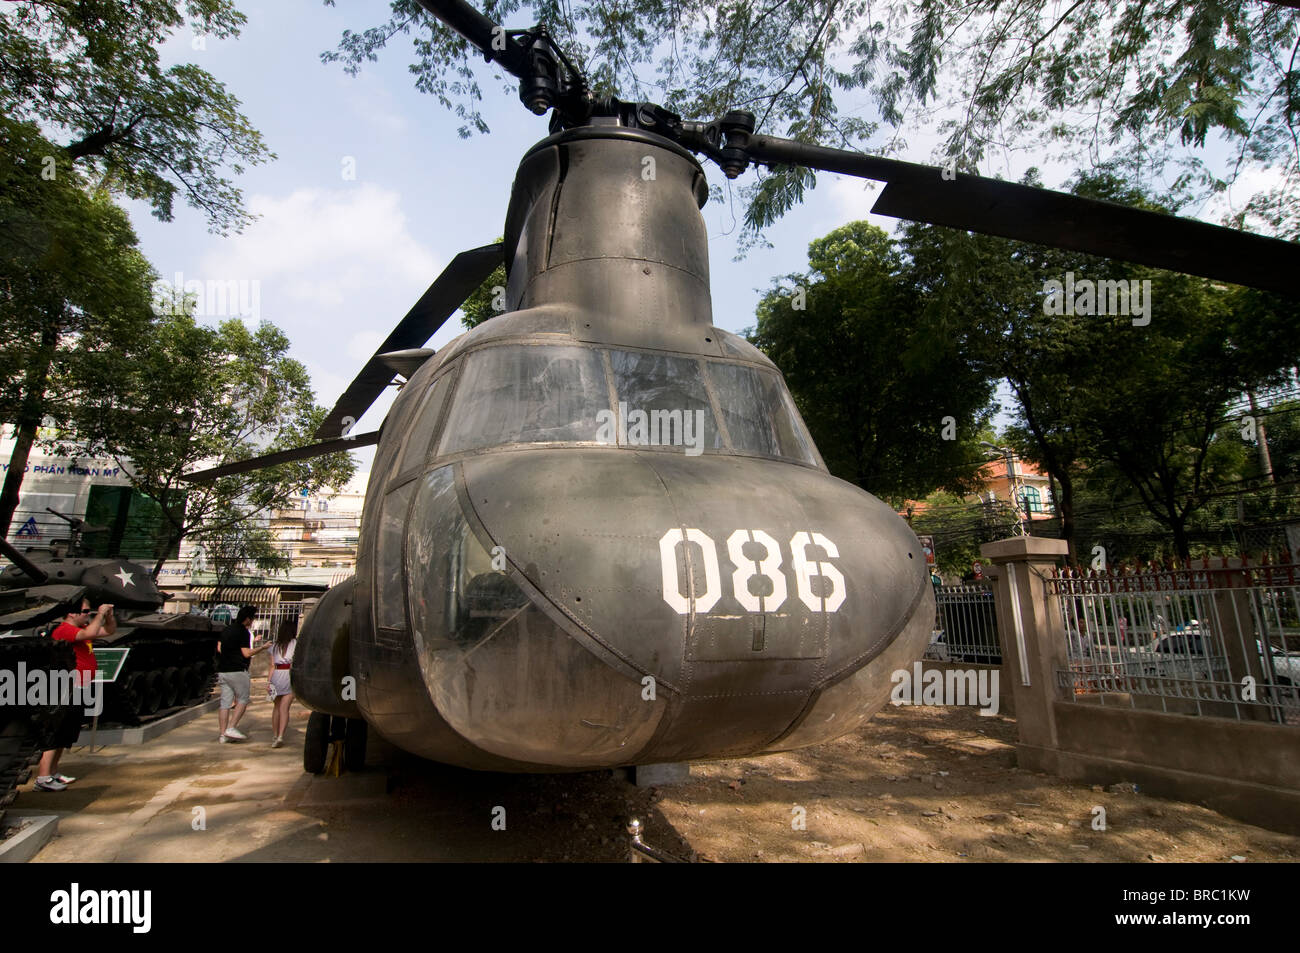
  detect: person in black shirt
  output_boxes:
[216,606,269,742]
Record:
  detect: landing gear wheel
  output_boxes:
[343,718,367,772]
[304,712,330,775]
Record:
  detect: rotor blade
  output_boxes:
[181,432,380,484]
[317,242,503,440]
[744,136,1300,294]
[411,0,533,78]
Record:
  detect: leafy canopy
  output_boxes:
[70,315,356,577]
[323,1,1300,240]
[0,0,273,233]
[749,221,994,505]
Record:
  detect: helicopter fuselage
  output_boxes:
[292,125,933,770]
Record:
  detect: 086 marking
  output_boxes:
[659,528,844,614]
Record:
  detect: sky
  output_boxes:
[122,0,915,481]
[120,0,1267,482]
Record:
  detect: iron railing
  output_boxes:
[927,582,1002,665]
[1049,559,1300,723]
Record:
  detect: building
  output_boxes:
[2,425,371,593]
[0,424,172,561]
[975,455,1056,523]
[264,473,369,582]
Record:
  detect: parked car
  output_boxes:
[1140,627,1299,702]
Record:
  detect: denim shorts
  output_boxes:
[218,671,251,708]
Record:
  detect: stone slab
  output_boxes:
[632,762,691,787]
[0,812,59,863]
[75,698,220,747]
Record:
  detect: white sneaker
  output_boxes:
[271,737,284,748]
[35,776,67,791]
[223,726,247,740]
[219,734,229,743]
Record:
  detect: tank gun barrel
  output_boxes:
[0,537,50,584]
[45,506,82,528]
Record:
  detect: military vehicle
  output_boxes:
[0,629,73,823]
[186,0,1300,776]
[0,514,217,738]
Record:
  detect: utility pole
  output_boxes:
[981,441,1027,537]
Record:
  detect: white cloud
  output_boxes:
[347,329,385,361]
[200,184,439,307]
[191,184,446,429]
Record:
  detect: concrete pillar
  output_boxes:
[980,537,1069,772]
[1208,558,1276,723]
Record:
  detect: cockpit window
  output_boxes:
[707,362,817,464]
[435,343,818,466]
[439,345,610,454]
[608,349,723,452]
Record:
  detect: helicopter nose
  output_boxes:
[452,449,933,763]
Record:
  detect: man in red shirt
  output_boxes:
[34,598,115,791]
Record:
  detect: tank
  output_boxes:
[0,533,218,727]
[0,631,75,823]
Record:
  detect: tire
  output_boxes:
[119,672,143,719]
[179,664,201,704]
[304,712,330,775]
[343,718,368,773]
[140,671,162,716]
[160,667,181,709]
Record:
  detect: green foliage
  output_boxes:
[0,119,157,417]
[325,1,1300,241]
[71,315,356,577]
[0,0,272,234]
[909,490,1017,578]
[200,507,294,585]
[0,117,163,536]
[460,239,507,328]
[749,221,995,505]
[905,202,1300,559]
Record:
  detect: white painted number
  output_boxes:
[658,528,721,614]
[660,528,843,614]
[790,531,846,613]
[726,529,786,613]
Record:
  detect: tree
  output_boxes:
[1079,277,1296,559]
[0,118,159,539]
[71,315,356,578]
[460,239,507,328]
[749,221,994,505]
[0,0,272,234]
[200,509,294,585]
[325,1,1300,241]
[898,195,1112,561]
[910,490,1018,578]
[899,168,1300,561]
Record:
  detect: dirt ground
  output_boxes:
[15,689,1300,863]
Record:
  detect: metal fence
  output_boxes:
[926,582,1002,664]
[1049,560,1300,723]
[190,600,312,640]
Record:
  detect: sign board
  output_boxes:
[917,535,935,566]
[92,647,131,683]
[972,561,983,580]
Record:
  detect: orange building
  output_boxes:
[901,454,1056,524]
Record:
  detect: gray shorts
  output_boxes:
[218,671,251,708]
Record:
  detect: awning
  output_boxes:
[187,586,282,606]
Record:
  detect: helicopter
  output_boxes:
[186,0,1300,774]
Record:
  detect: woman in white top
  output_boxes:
[267,618,297,748]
